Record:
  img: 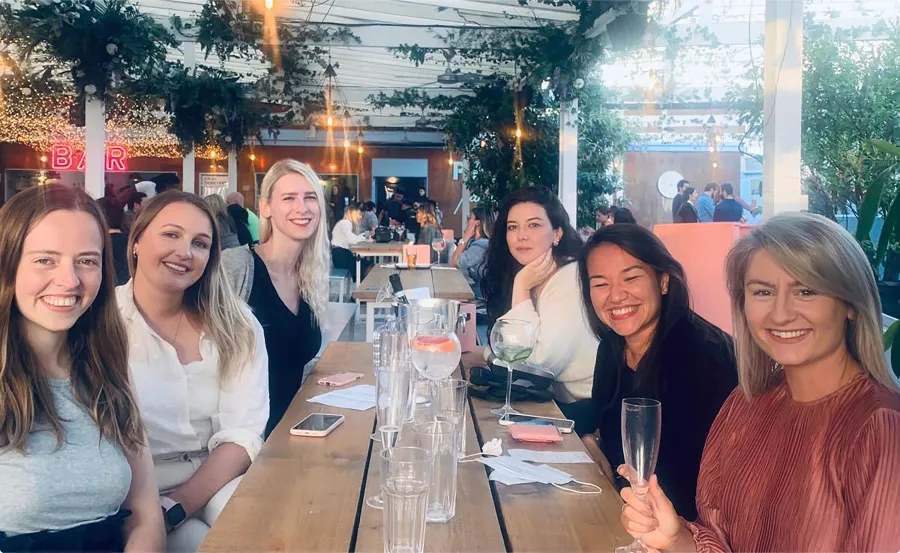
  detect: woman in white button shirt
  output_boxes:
[331,204,369,282]
[116,191,269,553]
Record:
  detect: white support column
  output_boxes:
[227,148,238,195]
[762,0,807,219]
[84,96,105,199]
[182,42,197,193]
[558,99,579,225]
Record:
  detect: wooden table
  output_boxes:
[349,241,406,284]
[352,265,475,341]
[200,343,630,553]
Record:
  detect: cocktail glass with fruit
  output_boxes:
[489,319,535,418]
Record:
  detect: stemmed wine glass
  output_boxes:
[616,398,662,553]
[431,238,446,264]
[489,319,535,418]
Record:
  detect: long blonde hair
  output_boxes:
[128,191,256,382]
[258,159,330,326]
[0,185,144,453]
[343,204,362,233]
[725,212,898,396]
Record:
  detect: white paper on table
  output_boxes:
[398,287,430,301]
[307,384,376,411]
[508,449,594,464]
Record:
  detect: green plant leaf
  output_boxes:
[855,168,888,244]
[892,330,899,379]
[885,320,900,351]
[872,139,900,158]
[875,194,900,270]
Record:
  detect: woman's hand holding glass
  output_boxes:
[619,472,690,552]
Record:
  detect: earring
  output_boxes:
[132,249,138,260]
[770,362,784,374]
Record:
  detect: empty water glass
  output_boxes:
[382,447,434,553]
[416,379,469,458]
[411,420,460,523]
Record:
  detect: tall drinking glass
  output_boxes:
[489,319,536,417]
[411,420,460,524]
[415,379,468,458]
[371,322,410,440]
[615,398,662,553]
[366,365,415,510]
[382,447,434,553]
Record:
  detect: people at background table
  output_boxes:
[118,191,268,553]
[203,194,240,250]
[226,204,253,247]
[151,174,181,196]
[714,182,756,223]
[226,193,259,244]
[99,197,132,286]
[697,183,717,223]
[578,224,737,520]
[672,179,689,223]
[620,213,900,552]
[222,160,327,438]
[677,187,700,224]
[415,203,442,260]
[613,207,637,225]
[483,187,598,431]
[380,189,405,226]
[359,201,379,234]
[596,205,612,228]
[0,186,164,552]
[330,184,346,224]
[451,207,495,300]
[135,180,157,200]
[331,204,369,282]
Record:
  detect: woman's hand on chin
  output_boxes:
[514,250,557,293]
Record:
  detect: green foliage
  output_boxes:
[0,0,176,101]
[370,80,630,227]
[728,19,900,279]
[885,320,900,378]
[172,0,358,123]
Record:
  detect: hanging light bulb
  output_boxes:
[515,128,522,139]
[264,0,274,10]
[40,155,47,163]
[249,153,256,161]
[358,146,364,154]
[326,115,334,127]
[480,140,487,148]
[343,139,350,148]
[448,157,455,166]
[712,162,719,168]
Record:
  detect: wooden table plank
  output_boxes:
[352,266,474,303]
[353,392,506,553]
[462,350,632,553]
[350,241,405,256]
[431,268,476,301]
[199,343,376,553]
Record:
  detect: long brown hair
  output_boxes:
[0,185,144,453]
[127,191,256,381]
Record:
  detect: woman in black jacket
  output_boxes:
[578,224,737,521]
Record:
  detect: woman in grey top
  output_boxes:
[414,203,442,262]
[451,207,494,299]
[359,201,379,234]
[0,186,163,552]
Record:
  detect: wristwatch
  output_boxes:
[160,497,187,530]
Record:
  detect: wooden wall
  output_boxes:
[622,150,742,227]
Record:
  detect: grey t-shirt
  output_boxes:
[0,379,132,535]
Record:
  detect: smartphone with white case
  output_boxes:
[290,413,345,437]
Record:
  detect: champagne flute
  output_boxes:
[489,319,535,418]
[365,365,414,510]
[615,398,662,553]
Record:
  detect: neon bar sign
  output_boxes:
[51,144,129,172]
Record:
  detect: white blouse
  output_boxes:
[331,219,365,250]
[499,262,598,401]
[116,282,270,461]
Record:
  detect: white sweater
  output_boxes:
[499,262,598,401]
[331,219,365,250]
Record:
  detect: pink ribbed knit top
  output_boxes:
[686,374,900,552]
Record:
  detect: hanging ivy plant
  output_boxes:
[159,66,283,155]
[0,0,176,103]
[171,0,359,125]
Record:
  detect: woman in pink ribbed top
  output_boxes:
[620,213,900,552]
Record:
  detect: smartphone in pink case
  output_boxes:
[317,372,365,387]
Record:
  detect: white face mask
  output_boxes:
[479,456,575,485]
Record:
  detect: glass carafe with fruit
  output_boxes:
[410,328,461,383]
